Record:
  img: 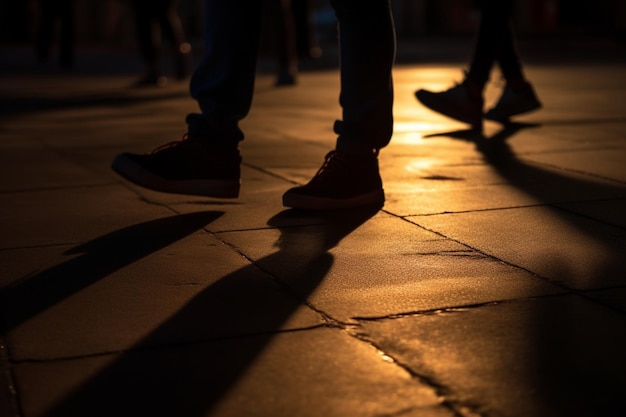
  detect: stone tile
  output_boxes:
[379,155,626,216]
[12,327,454,417]
[0,185,184,249]
[219,214,562,323]
[2,229,322,360]
[557,198,626,229]
[526,148,626,183]
[585,287,626,313]
[357,295,626,417]
[413,206,626,290]
[0,142,112,192]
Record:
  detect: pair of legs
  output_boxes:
[130,0,191,86]
[113,0,396,210]
[416,0,541,128]
[466,0,524,92]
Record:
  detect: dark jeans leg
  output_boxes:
[58,0,74,68]
[188,0,264,142]
[131,0,158,69]
[36,1,55,63]
[330,0,395,154]
[156,0,186,47]
[467,0,521,87]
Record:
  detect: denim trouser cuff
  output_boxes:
[186,113,243,143]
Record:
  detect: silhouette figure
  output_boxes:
[265,0,298,86]
[266,0,321,86]
[35,0,75,69]
[112,0,396,211]
[130,0,192,87]
[415,0,541,129]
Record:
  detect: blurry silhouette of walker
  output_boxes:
[130,0,192,87]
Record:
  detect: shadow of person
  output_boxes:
[426,120,626,285]
[37,205,381,417]
[423,122,626,416]
[475,130,626,416]
[0,211,224,333]
[422,121,542,143]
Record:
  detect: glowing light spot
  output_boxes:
[405,159,436,173]
[378,350,394,363]
[179,42,192,53]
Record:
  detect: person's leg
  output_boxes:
[188,0,264,143]
[112,0,264,198]
[414,0,502,128]
[157,0,191,80]
[267,0,299,86]
[331,0,395,154]
[292,0,321,59]
[282,0,396,210]
[131,0,163,85]
[466,0,513,90]
[36,0,55,64]
[58,0,75,68]
[483,0,542,121]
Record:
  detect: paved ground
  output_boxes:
[1,42,626,417]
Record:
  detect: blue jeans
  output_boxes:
[188,0,396,154]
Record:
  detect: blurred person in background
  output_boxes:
[130,0,192,87]
[265,0,321,86]
[415,0,541,129]
[36,0,75,69]
[265,0,299,86]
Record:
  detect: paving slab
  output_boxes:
[413,205,626,290]
[356,295,626,417]
[0,185,178,249]
[12,327,454,417]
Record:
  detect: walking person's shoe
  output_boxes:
[282,150,385,210]
[485,82,542,122]
[112,135,241,198]
[415,81,484,128]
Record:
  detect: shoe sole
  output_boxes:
[416,90,482,127]
[282,189,385,210]
[111,154,240,198]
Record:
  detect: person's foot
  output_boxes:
[415,81,483,128]
[282,150,384,210]
[485,82,542,122]
[112,135,241,198]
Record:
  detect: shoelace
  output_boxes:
[150,133,189,154]
[312,149,377,180]
[313,151,343,180]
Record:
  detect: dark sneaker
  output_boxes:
[282,150,384,210]
[111,135,241,198]
[415,82,484,128]
[485,83,542,122]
